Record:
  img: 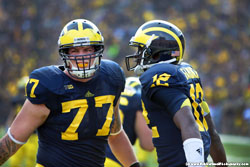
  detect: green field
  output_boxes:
[219,134,250,165]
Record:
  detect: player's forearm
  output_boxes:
[205,114,227,166]
[135,111,154,151]
[0,134,21,165]
[210,134,227,166]
[108,130,138,167]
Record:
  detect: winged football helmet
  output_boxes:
[58,19,104,79]
[125,20,185,76]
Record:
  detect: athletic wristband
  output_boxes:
[7,128,26,145]
[130,162,140,167]
[183,138,204,167]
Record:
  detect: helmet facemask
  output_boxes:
[125,45,145,71]
[125,34,156,74]
[59,45,103,79]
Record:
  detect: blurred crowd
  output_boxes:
[0,0,249,135]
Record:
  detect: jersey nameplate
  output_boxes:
[180,67,199,80]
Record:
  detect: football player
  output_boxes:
[125,20,227,167]
[105,77,154,167]
[0,19,140,167]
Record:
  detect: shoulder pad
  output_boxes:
[99,59,125,87]
[26,66,65,104]
[140,63,186,90]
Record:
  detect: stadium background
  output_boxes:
[0,0,249,166]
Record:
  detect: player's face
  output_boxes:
[68,46,95,69]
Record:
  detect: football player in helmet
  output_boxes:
[125,20,227,167]
[0,19,140,167]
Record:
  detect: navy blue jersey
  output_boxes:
[140,62,210,167]
[25,60,125,167]
[105,86,142,164]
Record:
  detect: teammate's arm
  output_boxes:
[0,99,49,165]
[108,98,140,167]
[134,111,154,151]
[201,100,227,166]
